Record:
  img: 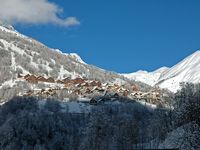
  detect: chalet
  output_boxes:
[82,82,89,87]
[90,98,98,105]
[85,88,92,94]
[113,84,120,89]
[90,81,99,87]
[113,93,120,98]
[26,75,38,84]
[72,78,85,84]
[43,91,51,97]
[41,89,45,93]
[62,77,70,83]
[56,80,64,84]
[37,76,47,82]
[132,84,139,91]
[46,77,55,83]
[96,81,102,87]
[24,90,34,96]
[123,90,129,97]
[17,73,23,78]
[24,74,31,79]
[73,89,81,95]
[48,89,56,96]
[64,84,69,88]
[48,89,53,93]
[96,88,104,93]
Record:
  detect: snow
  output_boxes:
[50,58,56,65]
[0,79,16,89]
[0,39,26,55]
[123,50,200,92]
[60,101,91,113]
[0,24,33,42]
[159,122,200,150]
[78,97,90,102]
[68,53,87,64]
[113,78,126,85]
[51,49,86,64]
[137,100,157,109]
[58,65,78,79]
[11,52,16,71]
[17,66,30,74]
[38,100,91,113]
[158,50,200,92]
[52,48,68,56]
[37,82,65,89]
[42,62,53,72]
[58,65,68,79]
[122,67,169,86]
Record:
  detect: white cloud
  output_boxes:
[0,0,80,27]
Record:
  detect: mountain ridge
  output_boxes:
[0,23,151,102]
[123,50,200,92]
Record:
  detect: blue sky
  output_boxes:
[12,0,200,73]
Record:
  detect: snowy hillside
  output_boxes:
[123,51,200,92]
[0,23,129,83]
[158,50,200,92]
[0,22,150,102]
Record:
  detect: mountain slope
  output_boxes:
[157,50,200,92]
[122,67,169,86]
[0,23,150,102]
[123,51,200,92]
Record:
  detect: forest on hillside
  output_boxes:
[0,83,199,150]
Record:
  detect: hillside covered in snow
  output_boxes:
[123,50,200,92]
[0,23,151,102]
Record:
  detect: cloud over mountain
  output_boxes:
[0,0,80,27]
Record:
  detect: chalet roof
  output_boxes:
[24,74,31,79]
[46,77,55,83]
[26,75,38,83]
[113,93,120,98]
[37,76,47,81]
[72,78,85,84]
[56,80,64,84]
[62,77,71,82]
[90,98,98,104]
[26,75,38,81]
[17,74,23,78]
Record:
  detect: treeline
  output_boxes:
[0,83,199,150]
[0,96,168,150]
[158,83,200,149]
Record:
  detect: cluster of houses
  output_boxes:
[17,74,165,105]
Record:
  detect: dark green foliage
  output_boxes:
[173,83,200,127]
[0,97,161,150]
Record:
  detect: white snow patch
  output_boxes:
[0,79,16,89]
[137,100,157,109]
[113,78,126,85]
[122,67,169,86]
[68,53,87,64]
[0,25,33,42]
[60,101,91,113]
[50,58,56,65]
[0,39,26,55]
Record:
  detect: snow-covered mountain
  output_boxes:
[158,50,200,92]
[122,67,169,86]
[123,51,200,92]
